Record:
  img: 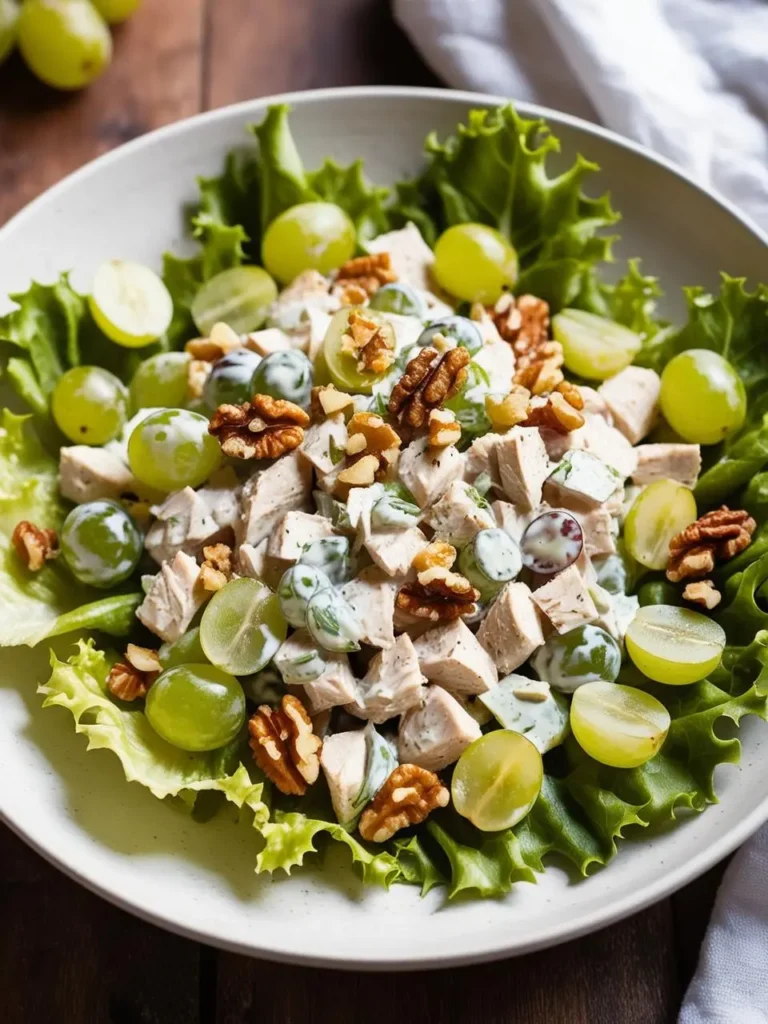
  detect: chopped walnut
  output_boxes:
[514,354,565,396]
[683,579,722,610]
[334,252,397,301]
[492,293,563,395]
[12,521,58,571]
[412,541,457,573]
[248,694,322,796]
[485,385,532,431]
[335,282,370,307]
[187,358,212,400]
[428,408,462,448]
[185,321,243,362]
[340,310,396,374]
[397,566,479,622]
[125,644,162,674]
[346,411,401,455]
[336,453,380,488]
[521,389,585,434]
[208,394,309,460]
[667,506,756,582]
[388,347,469,429]
[358,764,449,843]
[107,662,153,702]
[199,543,234,592]
[310,384,354,420]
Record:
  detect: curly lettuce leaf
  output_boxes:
[390,834,446,896]
[696,413,768,506]
[600,258,664,340]
[717,553,768,644]
[427,816,535,898]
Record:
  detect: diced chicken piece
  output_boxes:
[414,619,498,696]
[543,449,622,513]
[576,508,617,558]
[398,436,465,508]
[386,312,426,352]
[314,458,345,496]
[365,525,429,577]
[492,499,528,542]
[473,339,515,394]
[320,730,368,828]
[340,566,398,648]
[58,445,137,505]
[579,415,638,479]
[266,510,335,562]
[345,483,383,551]
[237,539,290,590]
[496,427,551,511]
[531,564,599,634]
[196,466,241,531]
[398,685,481,772]
[268,270,339,332]
[578,385,611,420]
[246,327,292,355]
[300,413,348,477]
[464,432,504,488]
[238,452,313,546]
[367,222,436,293]
[347,634,426,724]
[136,551,207,643]
[477,582,545,675]
[393,604,437,641]
[145,487,219,565]
[423,480,495,545]
[598,366,661,444]
[631,443,702,489]
[305,308,333,361]
[274,630,358,713]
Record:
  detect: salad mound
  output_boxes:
[3,103,768,901]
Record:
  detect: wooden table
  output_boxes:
[0,2,725,1020]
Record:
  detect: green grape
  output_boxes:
[158,627,208,669]
[531,624,621,693]
[129,352,190,412]
[433,224,518,304]
[90,0,142,24]
[52,366,128,445]
[278,565,332,628]
[458,528,521,600]
[251,349,313,407]
[18,0,111,90]
[262,202,356,285]
[443,362,492,438]
[570,681,670,768]
[200,577,287,676]
[660,349,747,445]
[416,316,483,356]
[624,479,697,570]
[637,580,683,607]
[368,282,427,318]
[298,536,352,586]
[60,500,142,587]
[323,307,395,394]
[306,588,362,653]
[452,731,542,832]
[552,309,642,380]
[625,604,726,685]
[128,408,221,491]
[202,349,262,410]
[89,260,173,347]
[191,266,277,337]
[0,0,19,64]
[145,664,245,752]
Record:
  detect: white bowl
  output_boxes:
[1,86,767,970]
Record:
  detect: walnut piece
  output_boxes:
[185,321,243,362]
[521,388,585,434]
[358,764,449,843]
[388,347,469,429]
[187,358,212,400]
[428,408,462,448]
[397,566,480,622]
[310,384,354,420]
[683,579,722,610]
[208,394,309,460]
[412,541,457,573]
[336,453,380,488]
[485,385,531,431]
[334,252,397,301]
[248,694,322,796]
[199,542,234,592]
[107,662,152,702]
[340,310,396,374]
[492,293,564,395]
[346,411,401,455]
[667,506,756,582]
[125,644,162,674]
[12,521,58,571]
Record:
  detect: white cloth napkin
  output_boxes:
[395,2,768,1019]
[394,0,768,231]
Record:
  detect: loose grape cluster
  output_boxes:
[2,0,142,91]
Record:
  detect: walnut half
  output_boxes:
[388,347,469,429]
[667,506,756,582]
[12,521,58,571]
[396,566,480,622]
[359,764,449,843]
[209,394,310,460]
[248,695,322,796]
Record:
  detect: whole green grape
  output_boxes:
[0,0,19,64]
[129,352,190,412]
[18,0,112,91]
[262,202,356,284]
[251,349,313,407]
[637,579,683,607]
[203,349,262,410]
[158,627,208,669]
[60,500,142,587]
[128,408,221,491]
[531,624,621,694]
[660,349,746,445]
[368,283,427,318]
[417,316,483,355]
[91,0,142,24]
[145,664,246,752]
[433,224,518,304]
[52,366,128,445]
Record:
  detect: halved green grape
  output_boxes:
[128,408,221,491]
[458,528,522,600]
[552,309,642,380]
[660,349,747,445]
[200,577,287,676]
[191,266,277,337]
[323,307,395,394]
[306,588,362,653]
[298,536,352,586]
[278,565,333,628]
[251,349,313,407]
[91,0,142,24]
[129,351,190,412]
[570,681,670,768]
[52,365,128,445]
[89,260,173,347]
[18,0,111,90]
[452,730,543,832]
[369,282,427,318]
[433,224,518,304]
[145,664,246,752]
[158,627,208,669]
[625,604,726,685]
[262,202,356,284]
[0,0,19,64]
[202,349,262,410]
[416,315,483,356]
[624,478,697,570]
[60,500,142,588]
[531,624,621,693]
